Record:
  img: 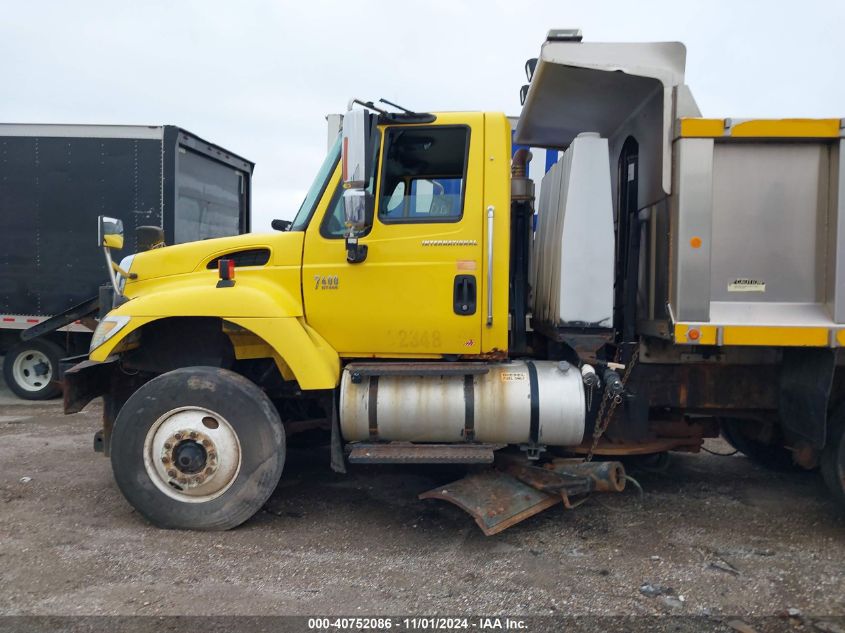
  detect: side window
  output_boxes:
[378,126,469,223]
[321,192,347,238]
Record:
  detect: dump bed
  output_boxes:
[670,118,844,347]
[516,37,844,349]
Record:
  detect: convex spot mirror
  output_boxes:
[98,216,124,251]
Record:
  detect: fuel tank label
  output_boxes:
[500,372,527,382]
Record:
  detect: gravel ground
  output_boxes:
[0,380,843,628]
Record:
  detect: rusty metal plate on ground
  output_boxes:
[419,469,560,535]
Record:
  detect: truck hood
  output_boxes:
[122,231,304,293]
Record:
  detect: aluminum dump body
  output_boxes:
[670,119,844,347]
[516,38,845,348]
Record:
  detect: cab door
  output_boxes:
[302,113,485,357]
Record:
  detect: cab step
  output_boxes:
[346,442,501,464]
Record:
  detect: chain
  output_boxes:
[584,345,639,462]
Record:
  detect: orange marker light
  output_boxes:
[690,236,703,249]
[688,328,700,342]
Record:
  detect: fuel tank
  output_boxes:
[339,361,585,446]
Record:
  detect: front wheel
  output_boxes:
[110,366,285,530]
[3,339,63,400]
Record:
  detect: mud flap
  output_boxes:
[330,391,347,474]
[420,457,627,535]
[419,469,561,536]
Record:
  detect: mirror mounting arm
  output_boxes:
[110,260,137,280]
[345,236,368,264]
[102,246,121,297]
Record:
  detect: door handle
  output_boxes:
[453,275,477,315]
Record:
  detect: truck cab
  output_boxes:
[82,111,512,388]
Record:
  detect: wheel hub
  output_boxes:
[173,439,207,474]
[11,350,53,392]
[144,407,241,502]
[159,429,219,488]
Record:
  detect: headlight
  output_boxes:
[89,315,131,352]
[116,254,136,294]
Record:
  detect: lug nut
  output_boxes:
[178,477,188,485]
[167,469,177,478]
[205,467,213,475]
[164,442,172,450]
[189,431,198,439]
[161,456,170,464]
[202,439,211,447]
[174,433,183,440]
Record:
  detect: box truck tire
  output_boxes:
[110,367,285,530]
[821,405,845,507]
[3,339,63,400]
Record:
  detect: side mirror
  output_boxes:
[97,215,132,299]
[98,216,124,250]
[341,108,374,190]
[271,219,292,231]
[341,108,376,263]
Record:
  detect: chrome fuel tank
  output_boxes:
[339,361,585,446]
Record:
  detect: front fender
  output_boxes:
[226,317,340,390]
[89,280,341,390]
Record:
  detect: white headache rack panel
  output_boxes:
[532,133,615,329]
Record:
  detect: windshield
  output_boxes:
[290,136,341,231]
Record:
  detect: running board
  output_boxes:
[347,442,501,464]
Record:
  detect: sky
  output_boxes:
[2,0,843,231]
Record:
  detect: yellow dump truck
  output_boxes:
[65,30,845,534]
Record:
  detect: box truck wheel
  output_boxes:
[110,366,285,530]
[3,339,63,400]
[821,405,845,507]
[720,418,797,471]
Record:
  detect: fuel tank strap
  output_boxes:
[463,374,475,441]
[368,376,379,440]
[525,361,540,444]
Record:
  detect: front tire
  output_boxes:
[110,366,285,530]
[3,339,63,400]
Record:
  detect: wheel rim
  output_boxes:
[143,406,242,503]
[11,349,53,392]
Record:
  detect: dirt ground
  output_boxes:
[0,379,843,628]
